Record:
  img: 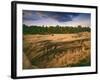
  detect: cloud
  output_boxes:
[23,10,41,21]
[23,10,81,22]
[23,10,90,27]
[46,12,73,22]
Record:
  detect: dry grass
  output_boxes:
[23,32,91,69]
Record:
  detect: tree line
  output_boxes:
[23,24,90,34]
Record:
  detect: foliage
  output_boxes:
[23,24,90,34]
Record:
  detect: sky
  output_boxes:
[23,10,91,27]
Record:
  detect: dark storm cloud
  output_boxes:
[23,10,82,22]
[23,10,41,21]
[44,12,80,22]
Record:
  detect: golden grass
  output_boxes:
[23,32,91,69]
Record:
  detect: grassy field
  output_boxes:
[23,32,91,69]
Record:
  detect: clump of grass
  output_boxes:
[69,57,91,67]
